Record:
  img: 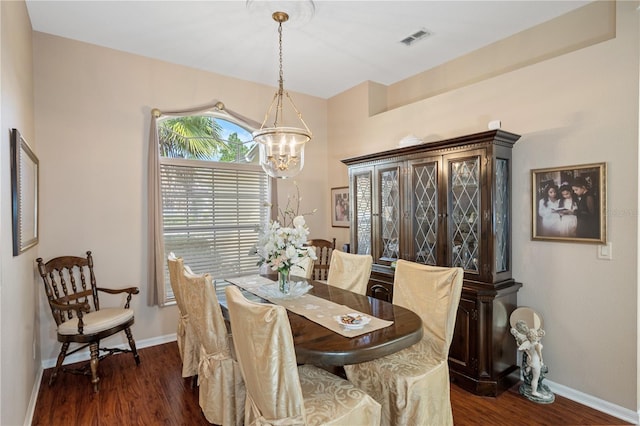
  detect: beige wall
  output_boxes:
[329,0,639,414]
[1,1,38,424]
[31,32,330,369]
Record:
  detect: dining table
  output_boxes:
[215,274,423,366]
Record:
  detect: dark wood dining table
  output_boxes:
[215,275,423,366]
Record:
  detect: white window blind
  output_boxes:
[160,158,268,294]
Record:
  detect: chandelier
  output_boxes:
[253,11,311,179]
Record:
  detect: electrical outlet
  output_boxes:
[597,242,613,260]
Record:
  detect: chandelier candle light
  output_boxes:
[253,11,312,179]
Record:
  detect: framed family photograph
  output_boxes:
[531,162,606,244]
[11,128,39,256]
[331,186,350,228]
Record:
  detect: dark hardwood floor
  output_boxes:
[32,342,630,425]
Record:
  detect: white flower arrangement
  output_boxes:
[256,216,315,273]
[256,183,317,274]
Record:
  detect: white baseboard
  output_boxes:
[23,366,44,426]
[25,334,177,425]
[546,379,639,425]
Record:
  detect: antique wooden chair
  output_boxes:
[36,251,140,392]
[307,238,335,281]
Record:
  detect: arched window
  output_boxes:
[158,114,257,163]
[151,110,271,305]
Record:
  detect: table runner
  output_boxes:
[225,274,393,338]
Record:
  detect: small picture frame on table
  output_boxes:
[331,187,349,228]
[531,162,606,244]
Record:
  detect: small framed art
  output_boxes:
[11,128,39,255]
[331,187,349,228]
[531,162,606,243]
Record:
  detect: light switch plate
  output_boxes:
[598,242,612,260]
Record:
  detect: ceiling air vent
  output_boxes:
[400,29,432,46]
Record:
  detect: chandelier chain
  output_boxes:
[276,19,285,127]
[278,20,284,92]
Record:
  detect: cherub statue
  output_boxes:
[510,319,554,403]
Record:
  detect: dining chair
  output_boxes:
[290,247,315,279]
[167,253,200,380]
[36,251,140,392]
[181,267,245,426]
[344,260,464,426]
[225,285,382,426]
[326,250,373,295]
[307,238,335,281]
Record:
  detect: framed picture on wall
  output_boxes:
[331,187,349,228]
[11,128,40,256]
[531,162,606,243]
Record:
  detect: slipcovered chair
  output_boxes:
[167,253,199,379]
[326,250,373,295]
[36,251,140,392]
[225,286,381,426]
[181,267,245,426]
[344,260,464,426]
[290,247,315,279]
[307,238,335,281]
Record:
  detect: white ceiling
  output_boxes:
[25,0,592,99]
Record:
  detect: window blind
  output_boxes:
[160,159,268,298]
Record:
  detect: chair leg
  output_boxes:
[89,342,100,392]
[125,327,140,365]
[49,342,69,386]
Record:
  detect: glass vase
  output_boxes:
[278,269,290,294]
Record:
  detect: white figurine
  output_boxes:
[519,325,545,396]
[510,313,555,403]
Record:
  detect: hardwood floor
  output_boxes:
[32,342,630,425]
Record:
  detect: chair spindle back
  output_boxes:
[37,252,100,326]
[307,238,335,281]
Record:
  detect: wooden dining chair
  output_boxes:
[225,286,381,426]
[344,260,464,426]
[36,251,140,392]
[167,253,199,380]
[326,250,373,295]
[180,267,245,426]
[307,238,335,281]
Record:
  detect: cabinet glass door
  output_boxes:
[449,157,480,272]
[495,158,509,272]
[353,171,372,255]
[378,166,400,264]
[411,161,439,265]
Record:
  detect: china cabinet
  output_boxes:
[342,129,522,396]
